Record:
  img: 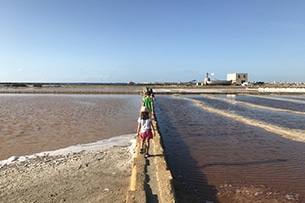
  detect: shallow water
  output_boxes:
[269,94,305,102]
[0,94,141,160]
[184,95,305,130]
[155,95,305,202]
[2,93,305,202]
[219,95,305,112]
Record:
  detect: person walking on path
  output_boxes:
[137,106,155,158]
[142,92,154,116]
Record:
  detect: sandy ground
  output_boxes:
[0,146,133,203]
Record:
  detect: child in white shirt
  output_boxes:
[137,107,154,158]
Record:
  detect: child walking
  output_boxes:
[137,106,155,158]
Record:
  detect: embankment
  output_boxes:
[126,90,176,203]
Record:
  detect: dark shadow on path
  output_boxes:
[145,157,159,203]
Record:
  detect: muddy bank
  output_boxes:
[0,146,133,203]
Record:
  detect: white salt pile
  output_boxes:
[0,133,136,168]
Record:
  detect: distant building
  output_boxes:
[227,73,248,85]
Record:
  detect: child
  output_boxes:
[142,92,154,117]
[137,106,154,158]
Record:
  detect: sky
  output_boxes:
[1,0,304,83]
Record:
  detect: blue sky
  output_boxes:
[1,0,304,83]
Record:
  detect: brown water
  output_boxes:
[155,95,305,202]
[0,94,141,160]
[2,92,305,202]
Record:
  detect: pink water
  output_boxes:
[0,94,141,160]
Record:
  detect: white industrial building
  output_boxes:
[227,73,248,85]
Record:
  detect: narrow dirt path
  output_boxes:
[126,116,175,203]
[126,88,175,203]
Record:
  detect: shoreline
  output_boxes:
[0,134,136,168]
[0,135,137,202]
[1,84,305,95]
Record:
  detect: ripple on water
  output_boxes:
[0,94,142,160]
[155,95,305,202]
[185,95,305,130]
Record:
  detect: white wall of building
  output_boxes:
[227,73,248,85]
